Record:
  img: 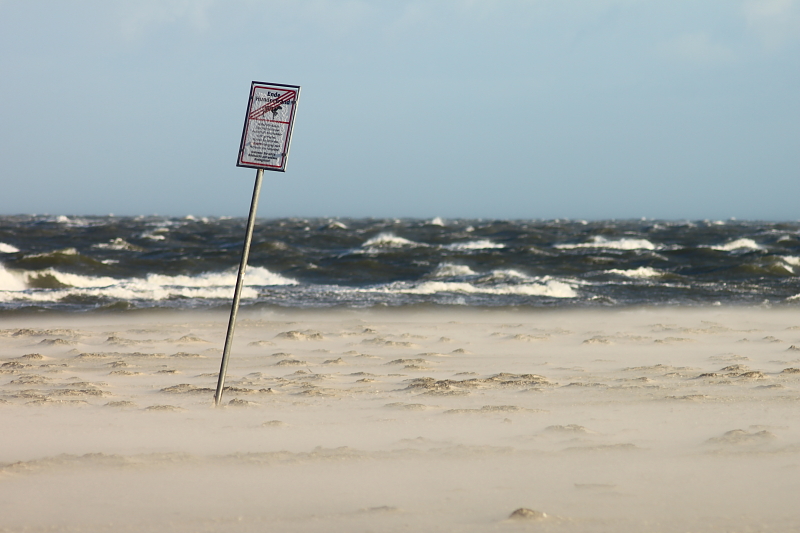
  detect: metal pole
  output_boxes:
[215,168,264,406]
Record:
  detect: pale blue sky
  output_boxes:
[0,0,798,219]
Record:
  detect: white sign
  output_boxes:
[237,81,300,172]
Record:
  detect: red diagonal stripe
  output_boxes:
[249,91,295,120]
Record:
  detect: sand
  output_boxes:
[1,307,799,532]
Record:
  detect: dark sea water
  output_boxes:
[2,215,800,313]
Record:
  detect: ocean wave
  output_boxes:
[144,219,182,229]
[140,229,168,241]
[25,269,120,289]
[373,279,577,298]
[361,233,426,249]
[0,264,27,291]
[478,269,532,282]
[734,257,796,276]
[0,266,297,303]
[139,267,297,290]
[0,284,251,304]
[52,216,102,227]
[709,238,763,252]
[0,243,19,253]
[427,264,539,286]
[25,248,79,259]
[442,239,505,251]
[428,263,477,278]
[93,238,144,251]
[554,236,658,251]
[318,220,348,230]
[607,267,662,279]
[774,263,794,275]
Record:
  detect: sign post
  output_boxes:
[214,81,300,406]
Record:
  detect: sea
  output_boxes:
[2,215,800,313]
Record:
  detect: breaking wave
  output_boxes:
[93,238,143,251]
[428,263,477,278]
[442,240,505,251]
[607,267,663,279]
[366,279,577,298]
[361,233,425,249]
[0,266,297,304]
[709,238,763,252]
[0,243,19,254]
[555,236,658,251]
[0,264,26,291]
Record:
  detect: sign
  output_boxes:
[236,81,300,172]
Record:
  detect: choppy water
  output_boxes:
[2,215,800,312]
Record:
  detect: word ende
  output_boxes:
[237,82,300,172]
[256,91,284,100]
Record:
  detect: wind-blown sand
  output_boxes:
[1,308,799,532]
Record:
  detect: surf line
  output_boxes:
[215,81,301,406]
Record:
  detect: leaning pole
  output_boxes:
[214,168,263,405]
[214,81,301,406]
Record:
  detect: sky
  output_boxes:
[0,0,798,220]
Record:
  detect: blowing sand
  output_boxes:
[1,307,799,532]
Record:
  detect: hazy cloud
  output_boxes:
[117,0,214,39]
[743,0,800,50]
[660,32,736,65]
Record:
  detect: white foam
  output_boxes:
[27,269,120,288]
[0,266,297,304]
[782,256,800,266]
[0,243,20,253]
[443,240,505,251]
[394,280,577,298]
[710,238,763,252]
[53,216,95,227]
[479,269,532,282]
[366,278,577,298]
[428,217,445,226]
[93,238,142,251]
[607,267,662,279]
[429,263,476,278]
[0,264,27,291]
[362,233,424,248]
[25,248,79,259]
[322,221,348,230]
[141,230,167,241]
[554,236,657,251]
[137,266,297,291]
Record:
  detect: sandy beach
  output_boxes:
[1,307,799,532]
